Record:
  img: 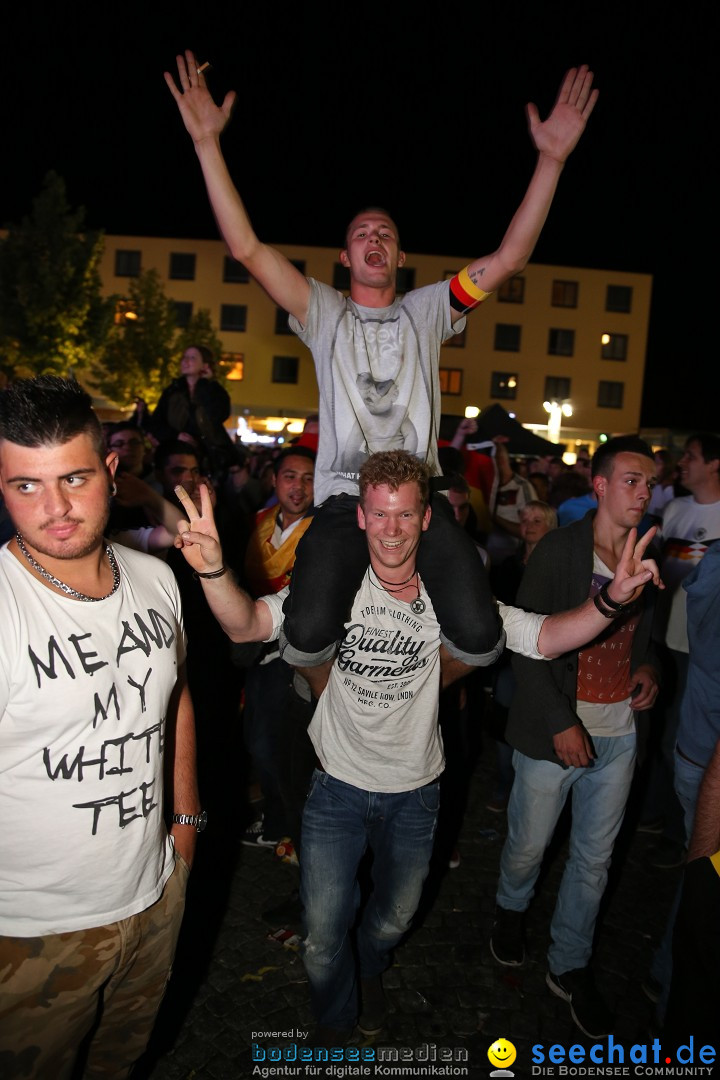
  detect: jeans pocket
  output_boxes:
[415,780,440,813]
[306,767,326,801]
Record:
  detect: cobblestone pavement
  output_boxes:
[135,739,687,1080]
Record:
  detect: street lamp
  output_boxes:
[543,398,573,443]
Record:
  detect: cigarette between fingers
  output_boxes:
[196,61,210,75]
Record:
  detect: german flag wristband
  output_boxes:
[449,266,493,314]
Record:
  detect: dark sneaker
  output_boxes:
[637,815,665,834]
[358,974,388,1035]
[546,967,613,1038]
[646,838,687,870]
[241,817,279,848]
[490,906,525,966]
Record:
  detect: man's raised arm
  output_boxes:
[174,484,274,643]
[536,527,661,658]
[165,51,310,324]
[449,66,599,323]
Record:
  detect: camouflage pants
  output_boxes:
[0,851,189,1079]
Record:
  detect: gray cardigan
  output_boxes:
[507,512,659,764]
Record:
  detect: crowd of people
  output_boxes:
[0,50,718,1080]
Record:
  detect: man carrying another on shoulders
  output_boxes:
[174,449,659,1047]
[165,51,599,698]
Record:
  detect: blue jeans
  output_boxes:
[300,769,439,1028]
[496,734,637,974]
[649,747,706,1018]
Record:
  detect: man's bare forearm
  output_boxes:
[462,154,564,296]
[166,667,200,867]
[197,568,273,643]
[688,739,720,862]
[193,138,310,321]
[439,645,476,689]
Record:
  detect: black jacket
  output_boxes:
[507,512,659,764]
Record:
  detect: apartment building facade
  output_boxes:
[99,234,652,451]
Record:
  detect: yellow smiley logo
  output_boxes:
[488,1038,517,1069]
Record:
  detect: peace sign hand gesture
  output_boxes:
[174,483,224,574]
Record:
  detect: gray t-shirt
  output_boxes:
[289,278,464,505]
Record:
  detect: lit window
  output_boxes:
[601,333,628,361]
[220,352,244,381]
[439,368,463,395]
[491,371,518,400]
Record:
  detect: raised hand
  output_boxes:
[164,49,236,145]
[607,526,664,606]
[174,483,224,573]
[527,65,599,164]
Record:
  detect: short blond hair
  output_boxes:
[358,451,431,509]
[520,500,558,531]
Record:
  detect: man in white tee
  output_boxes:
[175,449,659,1047]
[0,376,201,1079]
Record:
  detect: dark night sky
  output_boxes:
[3,2,715,429]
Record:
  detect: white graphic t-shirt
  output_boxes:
[0,543,185,935]
[658,496,720,652]
[309,570,444,791]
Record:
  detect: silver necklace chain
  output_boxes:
[15,533,121,602]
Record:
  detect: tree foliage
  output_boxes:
[0,172,113,380]
[90,269,178,410]
[91,275,228,410]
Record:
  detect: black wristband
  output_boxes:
[599,582,626,612]
[193,566,227,580]
[593,591,618,619]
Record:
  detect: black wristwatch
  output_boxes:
[172,810,208,833]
